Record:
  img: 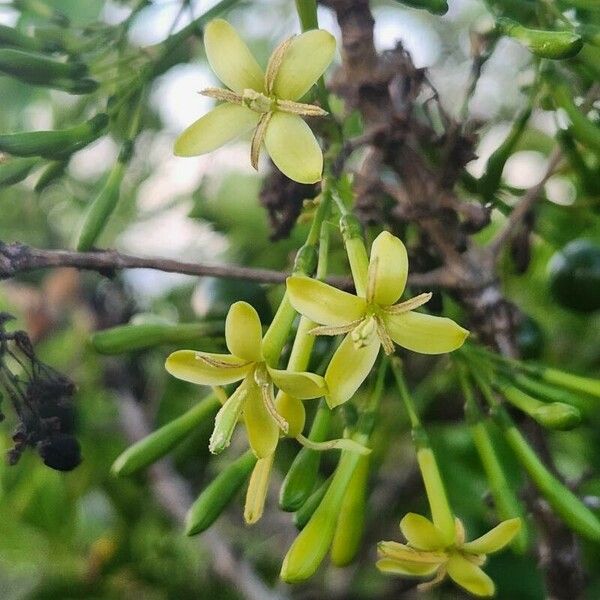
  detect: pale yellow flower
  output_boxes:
[378,514,521,597]
[287,232,469,407]
[165,301,325,458]
[174,19,335,184]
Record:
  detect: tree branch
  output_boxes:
[489,149,562,258]
[0,240,443,290]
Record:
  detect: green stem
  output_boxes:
[390,358,455,544]
[294,0,330,109]
[262,191,332,365]
[456,362,528,552]
[295,0,319,31]
[471,345,600,399]
[466,359,600,541]
[390,358,420,428]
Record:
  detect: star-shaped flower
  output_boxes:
[165,301,326,458]
[377,514,521,597]
[287,232,469,407]
[174,19,335,184]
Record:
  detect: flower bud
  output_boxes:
[281,450,361,582]
[293,477,330,529]
[112,394,220,476]
[331,455,369,566]
[186,451,257,535]
[0,113,108,158]
[76,157,126,251]
[0,48,87,84]
[0,157,38,187]
[34,160,66,193]
[497,18,583,59]
[532,402,582,431]
[0,24,43,51]
[91,321,223,355]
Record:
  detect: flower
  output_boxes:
[377,514,521,597]
[174,19,336,184]
[165,301,326,458]
[286,231,469,407]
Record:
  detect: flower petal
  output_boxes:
[225,301,263,362]
[165,350,251,385]
[287,276,367,326]
[368,231,408,306]
[446,554,495,597]
[273,29,336,101]
[268,367,326,399]
[400,513,446,551]
[384,311,469,354]
[462,519,522,555]
[204,19,264,92]
[244,379,279,458]
[376,558,440,577]
[174,103,259,157]
[265,112,323,184]
[325,334,380,408]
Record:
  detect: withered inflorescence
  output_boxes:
[0,312,81,471]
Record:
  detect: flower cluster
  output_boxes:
[161,19,524,598]
[166,231,468,459]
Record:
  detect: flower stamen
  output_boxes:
[384,292,433,315]
[195,354,251,369]
[276,99,328,116]
[308,318,364,337]
[200,87,243,104]
[260,381,289,433]
[250,111,272,170]
[375,315,395,355]
[265,36,294,94]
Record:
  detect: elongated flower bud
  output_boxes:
[244,453,274,524]
[186,451,256,535]
[0,24,44,52]
[279,402,331,511]
[499,383,582,430]
[293,477,330,530]
[76,143,130,251]
[34,160,66,193]
[0,48,86,84]
[497,18,583,59]
[393,0,448,15]
[112,394,220,476]
[281,443,365,583]
[478,107,531,201]
[0,157,38,187]
[0,113,108,158]
[496,407,600,541]
[331,455,369,567]
[91,321,224,355]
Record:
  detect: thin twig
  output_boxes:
[0,241,443,290]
